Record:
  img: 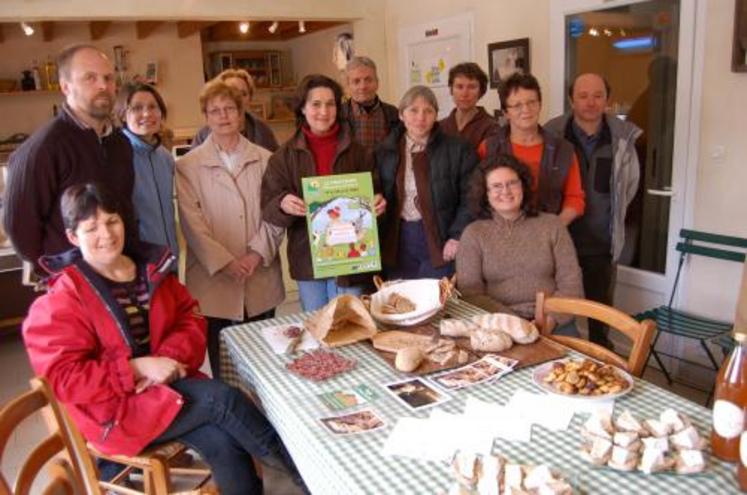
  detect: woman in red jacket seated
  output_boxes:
[22,182,296,495]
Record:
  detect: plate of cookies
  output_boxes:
[531,358,633,401]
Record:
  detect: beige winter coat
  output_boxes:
[176,134,285,320]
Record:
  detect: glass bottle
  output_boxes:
[712,332,747,462]
[45,56,59,90]
[739,419,747,490]
[31,60,42,90]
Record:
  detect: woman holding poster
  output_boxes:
[375,85,478,279]
[261,74,386,311]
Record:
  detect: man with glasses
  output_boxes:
[477,72,585,226]
[3,44,134,276]
[545,73,642,350]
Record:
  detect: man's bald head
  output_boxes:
[568,73,610,128]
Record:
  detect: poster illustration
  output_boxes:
[301,172,381,279]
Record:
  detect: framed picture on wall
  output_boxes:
[487,38,530,89]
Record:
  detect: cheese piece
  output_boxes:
[610,446,638,468]
[476,455,503,495]
[502,464,524,495]
[642,436,669,452]
[584,412,614,439]
[537,480,573,495]
[524,465,555,489]
[613,431,641,450]
[453,451,479,487]
[639,448,673,474]
[644,419,671,438]
[675,449,706,474]
[670,425,704,450]
[660,408,689,433]
[615,409,644,433]
[580,436,613,465]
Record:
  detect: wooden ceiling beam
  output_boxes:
[177,21,216,38]
[136,21,162,40]
[89,21,111,41]
[40,21,54,42]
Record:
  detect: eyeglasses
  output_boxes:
[488,179,522,193]
[206,106,239,117]
[505,99,540,112]
[128,103,161,115]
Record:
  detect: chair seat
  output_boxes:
[636,306,732,341]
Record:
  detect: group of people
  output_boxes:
[1,42,642,494]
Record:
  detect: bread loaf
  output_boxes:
[395,346,424,372]
[470,329,513,352]
[440,318,476,338]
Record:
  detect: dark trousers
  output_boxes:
[387,220,454,280]
[578,254,616,347]
[206,308,275,379]
[152,378,283,495]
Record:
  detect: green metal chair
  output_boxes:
[636,229,747,403]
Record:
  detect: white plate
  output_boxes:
[531,358,634,402]
[370,279,443,324]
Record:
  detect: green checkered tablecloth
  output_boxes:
[220,299,740,494]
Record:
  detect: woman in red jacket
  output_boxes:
[22,183,296,495]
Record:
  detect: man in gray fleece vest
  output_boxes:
[545,73,641,349]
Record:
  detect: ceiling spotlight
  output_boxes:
[20,22,34,36]
[603,28,613,37]
[588,27,599,37]
[239,21,250,34]
[268,21,279,34]
[298,21,306,33]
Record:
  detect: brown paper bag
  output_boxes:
[304,294,378,347]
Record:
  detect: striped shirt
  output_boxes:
[104,267,151,357]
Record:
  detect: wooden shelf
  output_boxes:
[0,90,60,96]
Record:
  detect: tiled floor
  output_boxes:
[1,304,712,494]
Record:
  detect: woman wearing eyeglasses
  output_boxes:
[456,154,583,334]
[176,80,285,378]
[116,82,179,258]
[478,73,585,226]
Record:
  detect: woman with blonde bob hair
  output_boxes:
[177,80,285,379]
[375,85,478,279]
[192,68,279,151]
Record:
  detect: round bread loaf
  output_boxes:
[395,346,424,372]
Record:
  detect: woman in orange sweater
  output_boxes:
[478,73,585,225]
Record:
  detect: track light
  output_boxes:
[20,22,34,36]
[239,21,250,34]
[298,21,306,33]
[268,21,279,34]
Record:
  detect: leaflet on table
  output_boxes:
[301,172,381,279]
[318,384,379,412]
[431,355,518,390]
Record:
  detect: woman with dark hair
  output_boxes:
[115,82,178,257]
[478,73,585,226]
[22,183,299,495]
[439,62,499,149]
[177,79,285,379]
[376,85,478,280]
[456,154,583,333]
[261,74,385,311]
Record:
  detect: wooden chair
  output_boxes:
[0,377,87,495]
[535,293,656,377]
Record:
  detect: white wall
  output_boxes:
[681,0,747,321]
[288,24,353,88]
[382,0,551,116]
[0,21,205,136]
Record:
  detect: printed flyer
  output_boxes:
[301,172,381,279]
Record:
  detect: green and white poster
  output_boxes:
[301,172,381,279]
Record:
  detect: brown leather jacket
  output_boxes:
[261,124,377,285]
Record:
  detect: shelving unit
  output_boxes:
[210,50,285,87]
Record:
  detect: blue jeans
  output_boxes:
[297,279,363,312]
[151,378,286,495]
[387,220,454,280]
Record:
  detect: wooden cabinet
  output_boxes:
[210,50,285,87]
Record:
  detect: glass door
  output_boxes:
[565,0,679,273]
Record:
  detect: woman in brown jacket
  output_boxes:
[261,74,385,311]
[177,80,285,378]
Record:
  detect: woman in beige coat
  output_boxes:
[177,80,285,378]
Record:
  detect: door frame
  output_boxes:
[549,0,706,310]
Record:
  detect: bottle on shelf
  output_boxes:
[712,331,747,462]
[45,56,59,90]
[31,60,42,90]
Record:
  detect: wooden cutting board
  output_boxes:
[368,326,480,375]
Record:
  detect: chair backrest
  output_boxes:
[0,377,100,495]
[534,293,656,377]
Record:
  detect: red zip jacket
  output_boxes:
[22,243,207,456]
